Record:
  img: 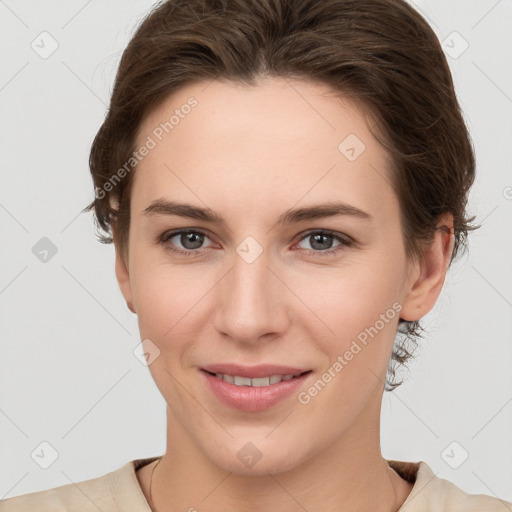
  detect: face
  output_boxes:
[116,77,432,476]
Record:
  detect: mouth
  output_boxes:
[200,366,313,412]
[203,370,312,387]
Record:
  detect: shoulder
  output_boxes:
[0,457,158,512]
[0,471,117,512]
[391,460,512,512]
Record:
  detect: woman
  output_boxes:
[2,0,510,511]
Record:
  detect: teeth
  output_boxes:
[269,375,282,384]
[234,376,252,386]
[251,377,270,387]
[212,372,302,386]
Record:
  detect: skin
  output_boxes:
[115,77,454,511]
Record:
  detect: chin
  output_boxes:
[204,437,308,477]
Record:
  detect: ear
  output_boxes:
[115,246,136,314]
[400,213,454,322]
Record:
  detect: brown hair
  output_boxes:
[85,0,477,390]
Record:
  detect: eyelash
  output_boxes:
[157,228,354,258]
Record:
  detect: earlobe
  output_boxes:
[115,246,136,314]
[400,213,454,322]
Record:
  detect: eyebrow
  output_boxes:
[142,199,372,225]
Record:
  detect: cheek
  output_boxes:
[129,254,220,368]
[290,258,403,342]
[133,266,198,341]
[293,264,403,423]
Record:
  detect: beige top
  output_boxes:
[1,457,510,511]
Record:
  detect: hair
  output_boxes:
[85,0,477,390]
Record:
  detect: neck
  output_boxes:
[140,391,413,512]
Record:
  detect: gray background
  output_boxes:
[1,0,511,502]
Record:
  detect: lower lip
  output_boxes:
[201,370,311,412]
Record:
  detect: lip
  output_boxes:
[201,363,310,379]
[200,366,312,412]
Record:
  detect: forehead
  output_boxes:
[131,77,397,221]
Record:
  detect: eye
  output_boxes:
[158,229,214,257]
[294,230,353,257]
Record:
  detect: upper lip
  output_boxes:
[201,364,311,379]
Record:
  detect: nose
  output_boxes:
[213,245,290,346]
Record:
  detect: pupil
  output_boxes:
[182,232,203,249]
[311,233,332,250]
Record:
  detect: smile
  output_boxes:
[202,369,313,412]
[208,372,305,387]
